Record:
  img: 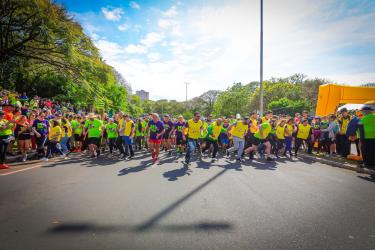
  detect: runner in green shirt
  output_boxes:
[83,113,103,158]
[105,118,118,155]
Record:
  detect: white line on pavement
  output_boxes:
[0,165,42,176]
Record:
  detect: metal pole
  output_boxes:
[259,0,264,117]
[184,82,190,111]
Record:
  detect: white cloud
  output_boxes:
[118,23,130,31]
[158,19,173,28]
[96,0,375,100]
[129,1,140,9]
[148,52,162,62]
[125,44,147,54]
[140,32,164,48]
[101,7,124,21]
[95,39,125,59]
[162,5,178,18]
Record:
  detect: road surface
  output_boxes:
[0,151,374,249]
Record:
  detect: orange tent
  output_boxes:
[315,84,375,116]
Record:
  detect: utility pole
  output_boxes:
[184,82,190,111]
[259,0,264,117]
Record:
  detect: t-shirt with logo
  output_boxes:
[32,119,50,135]
[84,119,103,138]
[163,120,174,136]
[106,123,118,139]
[254,122,271,139]
[185,119,203,139]
[148,120,164,140]
[174,121,185,139]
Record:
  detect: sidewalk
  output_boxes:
[6,151,37,163]
[299,152,375,176]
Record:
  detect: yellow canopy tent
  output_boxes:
[315,84,375,116]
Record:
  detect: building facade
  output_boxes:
[135,90,149,100]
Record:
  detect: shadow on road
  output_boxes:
[118,161,153,176]
[47,221,233,234]
[163,165,192,181]
[47,167,232,234]
[357,175,375,183]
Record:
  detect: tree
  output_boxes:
[213,82,257,116]
[268,98,310,115]
[198,90,221,115]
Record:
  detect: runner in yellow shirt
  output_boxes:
[183,112,203,165]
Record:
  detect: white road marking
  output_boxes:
[0,164,42,176]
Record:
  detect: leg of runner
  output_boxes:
[236,138,245,161]
[154,142,161,164]
[227,136,240,158]
[0,138,10,168]
[265,141,274,161]
[184,139,195,164]
[211,141,219,161]
[149,142,156,161]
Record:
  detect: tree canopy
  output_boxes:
[0,0,129,112]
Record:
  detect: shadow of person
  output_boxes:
[118,162,153,176]
[243,159,277,170]
[163,166,192,181]
[196,159,214,170]
[220,159,243,171]
[357,175,375,182]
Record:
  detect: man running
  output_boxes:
[105,118,118,156]
[183,112,203,165]
[202,118,225,162]
[122,114,135,159]
[162,115,174,155]
[174,115,186,155]
[245,119,275,161]
[83,113,103,158]
[226,116,249,161]
[146,113,165,165]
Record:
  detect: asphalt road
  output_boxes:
[0,151,374,250]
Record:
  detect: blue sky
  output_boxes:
[56,0,375,100]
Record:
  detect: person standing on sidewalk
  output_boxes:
[320,114,338,156]
[338,108,351,157]
[32,112,50,161]
[357,104,375,169]
[0,111,15,169]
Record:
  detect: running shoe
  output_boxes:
[0,164,10,169]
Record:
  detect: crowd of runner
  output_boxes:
[0,90,374,169]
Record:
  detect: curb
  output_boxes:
[6,152,37,163]
[299,153,375,176]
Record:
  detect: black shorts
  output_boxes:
[18,134,31,140]
[74,134,82,141]
[88,137,100,146]
[176,137,185,146]
[163,132,171,139]
[252,138,266,146]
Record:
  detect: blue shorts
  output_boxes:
[221,138,229,145]
[123,136,132,145]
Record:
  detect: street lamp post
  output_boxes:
[184,82,190,111]
[259,0,264,117]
